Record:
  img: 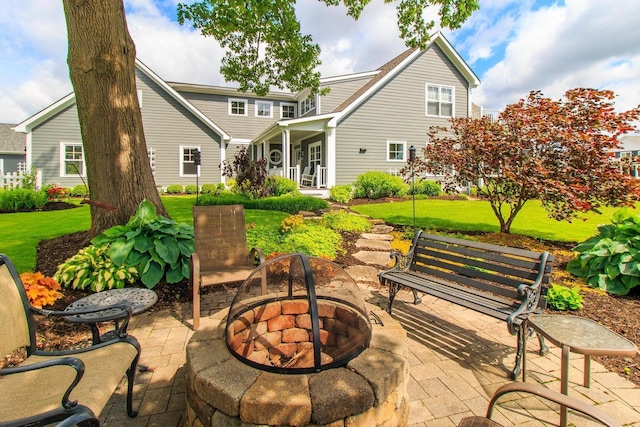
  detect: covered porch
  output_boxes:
[251,114,337,189]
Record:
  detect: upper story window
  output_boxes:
[281,102,297,119]
[180,146,201,177]
[387,140,406,162]
[255,101,273,118]
[60,142,85,176]
[229,98,248,116]
[426,84,454,117]
[300,96,316,116]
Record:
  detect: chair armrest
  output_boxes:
[486,382,621,427]
[249,247,265,266]
[0,357,85,410]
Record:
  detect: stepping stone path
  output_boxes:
[344,220,397,287]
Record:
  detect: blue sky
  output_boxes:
[1,0,639,124]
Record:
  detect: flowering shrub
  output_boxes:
[46,186,66,202]
[281,214,304,233]
[19,272,63,308]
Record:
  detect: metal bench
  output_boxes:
[378,231,554,379]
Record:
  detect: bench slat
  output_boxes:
[417,233,549,260]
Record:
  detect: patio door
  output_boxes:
[308,141,321,172]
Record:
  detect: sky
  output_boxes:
[1,0,640,125]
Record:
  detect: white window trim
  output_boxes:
[280,102,297,119]
[179,145,201,177]
[300,96,316,116]
[387,140,407,162]
[59,141,85,177]
[228,98,248,116]
[425,84,455,118]
[255,100,273,118]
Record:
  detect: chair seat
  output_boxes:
[0,341,138,422]
[200,266,256,287]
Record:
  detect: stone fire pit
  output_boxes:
[184,253,409,426]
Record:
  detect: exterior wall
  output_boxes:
[318,74,375,114]
[334,45,470,185]
[0,154,26,174]
[179,91,286,140]
[30,69,223,188]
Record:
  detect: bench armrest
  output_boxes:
[249,247,265,266]
[380,229,422,274]
[506,251,552,334]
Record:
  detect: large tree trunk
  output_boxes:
[62,0,167,235]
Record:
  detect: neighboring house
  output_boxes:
[0,123,26,174]
[14,31,480,191]
[612,134,640,158]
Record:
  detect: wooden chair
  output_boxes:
[300,168,316,187]
[191,205,265,330]
[458,382,621,427]
[0,254,140,426]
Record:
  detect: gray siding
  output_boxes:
[31,69,224,188]
[318,75,374,114]
[334,45,470,185]
[0,154,26,174]
[180,91,286,140]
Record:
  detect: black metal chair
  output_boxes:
[0,254,141,426]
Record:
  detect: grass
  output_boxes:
[1,196,288,274]
[350,198,634,243]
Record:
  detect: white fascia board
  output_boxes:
[13,93,76,133]
[229,138,252,145]
[252,113,337,143]
[320,70,379,84]
[135,59,230,141]
[433,32,480,88]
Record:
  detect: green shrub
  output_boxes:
[320,211,371,233]
[198,193,328,213]
[166,184,184,194]
[0,188,48,212]
[353,171,407,199]
[19,167,39,190]
[267,176,299,196]
[408,179,441,196]
[567,208,640,295]
[184,184,198,194]
[201,183,218,194]
[281,223,343,260]
[68,184,88,197]
[329,185,353,204]
[56,200,194,290]
[546,284,583,310]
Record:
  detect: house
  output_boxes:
[0,123,26,174]
[14,31,480,192]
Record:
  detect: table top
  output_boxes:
[528,314,638,356]
[65,287,158,323]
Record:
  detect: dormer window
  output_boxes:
[256,101,273,118]
[281,102,296,119]
[300,96,316,116]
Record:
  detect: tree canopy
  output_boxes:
[413,88,640,233]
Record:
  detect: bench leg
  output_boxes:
[538,333,549,356]
[511,326,525,380]
[386,282,401,314]
[412,289,422,305]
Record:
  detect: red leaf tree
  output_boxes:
[415,89,640,233]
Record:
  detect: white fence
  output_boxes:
[1,170,42,189]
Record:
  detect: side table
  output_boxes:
[525,314,638,427]
[65,287,158,344]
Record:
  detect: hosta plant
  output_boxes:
[545,284,583,311]
[567,208,640,295]
[55,245,138,292]
[20,272,63,308]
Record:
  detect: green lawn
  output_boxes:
[350,198,633,243]
[0,196,288,274]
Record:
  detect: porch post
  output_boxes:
[326,125,336,188]
[220,139,227,183]
[282,128,290,179]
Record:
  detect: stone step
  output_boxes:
[353,251,394,267]
[355,239,392,251]
[360,233,393,241]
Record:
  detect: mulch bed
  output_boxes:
[7,201,640,387]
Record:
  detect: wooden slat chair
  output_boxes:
[191,205,265,330]
[0,254,140,427]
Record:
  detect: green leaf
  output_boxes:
[178,239,195,257]
[141,259,164,288]
[133,234,154,252]
[605,263,620,280]
[130,199,158,226]
[566,257,585,277]
[155,236,180,266]
[165,265,184,284]
[620,261,640,277]
[109,238,135,267]
[92,225,129,245]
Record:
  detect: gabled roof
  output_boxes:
[0,123,26,154]
[332,31,480,116]
[14,60,230,141]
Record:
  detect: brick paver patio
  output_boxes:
[100,282,640,426]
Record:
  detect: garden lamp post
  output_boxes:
[193,148,201,204]
[409,145,416,232]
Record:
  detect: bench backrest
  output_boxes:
[409,232,554,306]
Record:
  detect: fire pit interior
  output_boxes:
[226,253,371,373]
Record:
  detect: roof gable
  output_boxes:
[0,123,26,153]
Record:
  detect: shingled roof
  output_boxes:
[0,124,25,153]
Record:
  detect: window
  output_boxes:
[300,96,316,116]
[180,146,200,176]
[281,102,297,119]
[387,141,406,162]
[60,143,85,176]
[269,149,282,166]
[255,101,273,118]
[426,84,454,117]
[229,98,248,116]
[148,147,155,175]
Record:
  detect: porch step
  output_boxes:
[299,189,329,199]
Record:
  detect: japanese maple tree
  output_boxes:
[414,89,640,234]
